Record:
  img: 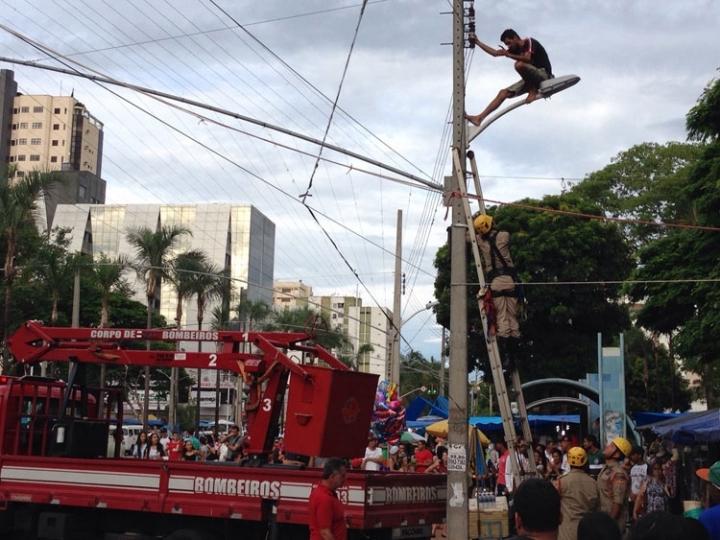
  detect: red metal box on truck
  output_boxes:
[285,366,378,458]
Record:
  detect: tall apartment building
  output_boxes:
[308,295,362,341]
[1,69,106,227]
[308,294,392,378]
[347,306,392,378]
[272,280,313,310]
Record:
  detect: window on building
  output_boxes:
[54,108,60,114]
[20,106,29,113]
[31,122,42,129]
[52,124,60,130]
[78,185,87,199]
[33,106,43,113]
[11,123,17,130]
[50,156,58,163]
[30,138,41,145]
[17,138,26,145]
[8,156,14,162]
[16,170,24,177]
[29,155,40,161]
[19,122,28,129]
[51,140,59,146]
[17,155,26,161]
[10,140,15,146]
[12,107,18,114]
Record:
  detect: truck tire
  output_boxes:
[164,530,217,540]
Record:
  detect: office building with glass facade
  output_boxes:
[52,203,275,322]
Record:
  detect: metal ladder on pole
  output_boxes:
[451,148,536,488]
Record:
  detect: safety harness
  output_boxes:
[484,230,519,297]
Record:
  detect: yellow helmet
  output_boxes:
[567,446,587,467]
[612,437,632,457]
[473,214,493,234]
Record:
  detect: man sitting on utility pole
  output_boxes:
[466,29,553,127]
[473,214,522,369]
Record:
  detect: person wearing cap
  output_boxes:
[362,434,384,472]
[697,460,720,540]
[596,437,631,534]
[556,447,600,540]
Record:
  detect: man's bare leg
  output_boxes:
[525,88,540,103]
[513,61,542,104]
[466,89,510,126]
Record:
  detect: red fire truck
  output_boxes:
[0,321,446,540]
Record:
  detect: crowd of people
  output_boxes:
[125,424,248,462]
[356,433,448,473]
[481,433,719,540]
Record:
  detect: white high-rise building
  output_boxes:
[347,306,392,379]
[51,203,275,421]
[272,280,313,311]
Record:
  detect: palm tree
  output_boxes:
[166,250,207,427]
[354,343,375,371]
[271,306,348,351]
[0,169,59,370]
[28,230,78,325]
[189,259,224,433]
[126,224,191,428]
[236,297,271,331]
[90,253,130,400]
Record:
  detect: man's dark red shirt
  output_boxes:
[309,483,347,540]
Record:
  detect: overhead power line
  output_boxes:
[0,24,441,192]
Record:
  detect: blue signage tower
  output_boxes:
[597,333,626,446]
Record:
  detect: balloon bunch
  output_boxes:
[371,380,406,445]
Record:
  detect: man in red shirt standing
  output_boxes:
[309,458,348,540]
[414,439,434,473]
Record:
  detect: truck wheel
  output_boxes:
[164,530,217,540]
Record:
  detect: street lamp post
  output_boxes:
[390,301,439,386]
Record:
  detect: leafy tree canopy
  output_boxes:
[435,192,633,381]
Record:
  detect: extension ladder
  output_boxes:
[451,148,536,489]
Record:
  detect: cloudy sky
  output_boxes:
[1,0,718,361]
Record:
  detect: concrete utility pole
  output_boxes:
[439,326,446,397]
[446,0,469,536]
[391,209,402,385]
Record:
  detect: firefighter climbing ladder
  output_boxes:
[451,148,536,488]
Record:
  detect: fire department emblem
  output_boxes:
[341,397,360,424]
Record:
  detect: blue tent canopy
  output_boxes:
[405,396,434,421]
[470,414,581,432]
[632,411,682,427]
[640,409,720,444]
[430,396,449,418]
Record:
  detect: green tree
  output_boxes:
[571,142,704,248]
[167,250,208,427]
[399,351,438,399]
[91,254,131,328]
[236,295,272,331]
[434,193,633,381]
[27,229,78,325]
[623,328,691,412]
[0,169,59,369]
[270,306,348,352]
[189,258,224,431]
[126,224,191,428]
[626,77,720,406]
